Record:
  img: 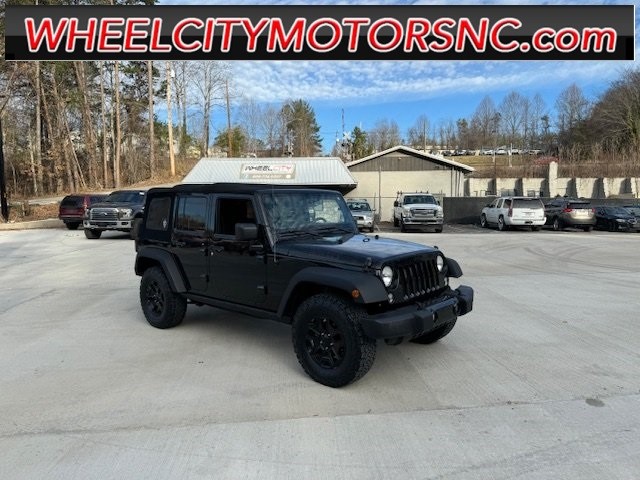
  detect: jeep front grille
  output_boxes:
[397,258,442,301]
[90,208,118,222]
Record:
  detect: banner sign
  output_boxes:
[4,5,635,61]
[240,163,296,180]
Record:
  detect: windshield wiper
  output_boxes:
[313,225,357,235]
[276,228,325,240]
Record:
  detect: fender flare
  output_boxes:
[135,246,187,292]
[277,266,388,318]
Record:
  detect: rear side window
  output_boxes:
[513,199,544,209]
[61,196,82,207]
[568,202,591,209]
[146,196,172,231]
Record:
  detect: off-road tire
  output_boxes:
[140,266,187,329]
[400,219,407,232]
[435,227,443,233]
[84,228,102,239]
[497,216,508,231]
[411,319,457,344]
[292,293,376,388]
[393,216,399,227]
[480,214,488,228]
[582,226,592,232]
[66,222,81,230]
[608,221,616,232]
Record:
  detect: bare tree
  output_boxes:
[261,105,283,157]
[237,98,262,156]
[529,93,547,148]
[192,61,227,157]
[368,119,401,151]
[556,83,589,133]
[147,60,155,177]
[471,96,497,149]
[407,114,430,151]
[500,91,527,149]
[166,61,175,176]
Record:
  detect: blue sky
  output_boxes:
[160,0,639,153]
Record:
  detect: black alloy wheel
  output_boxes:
[292,294,376,387]
[140,267,187,329]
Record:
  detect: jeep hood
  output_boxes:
[276,234,437,268]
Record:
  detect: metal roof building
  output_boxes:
[182,157,357,193]
[344,145,475,222]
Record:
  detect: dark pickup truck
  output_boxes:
[83,189,146,239]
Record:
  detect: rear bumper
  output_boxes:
[506,217,546,226]
[360,285,473,340]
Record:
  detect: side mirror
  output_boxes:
[235,223,258,241]
[393,201,399,207]
[437,200,441,205]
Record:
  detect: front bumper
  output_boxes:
[402,217,444,226]
[83,220,132,230]
[360,285,473,340]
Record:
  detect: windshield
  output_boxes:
[606,206,631,215]
[260,191,356,239]
[347,201,371,212]
[404,195,437,205]
[104,191,145,203]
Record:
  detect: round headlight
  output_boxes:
[381,266,394,287]
[436,255,445,272]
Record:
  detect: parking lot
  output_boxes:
[1,226,639,479]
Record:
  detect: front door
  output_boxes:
[208,196,268,307]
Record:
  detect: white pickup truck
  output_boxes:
[393,192,443,233]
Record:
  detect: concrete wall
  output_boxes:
[348,170,464,222]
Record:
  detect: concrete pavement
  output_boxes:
[0,228,639,479]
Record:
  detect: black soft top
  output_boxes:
[148,183,341,196]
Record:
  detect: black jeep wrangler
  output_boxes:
[134,184,473,387]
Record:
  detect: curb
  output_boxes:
[0,219,65,231]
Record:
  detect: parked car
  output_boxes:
[495,148,508,155]
[58,193,108,230]
[83,189,146,239]
[134,184,474,387]
[393,192,443,232]
[480,196,546,231]
[594,206,639,232]
[544,198,596,231]
[346,198,375,232]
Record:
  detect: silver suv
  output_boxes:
[393,192,443,233]
[346,198,375,232]
[544,198,596,231]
